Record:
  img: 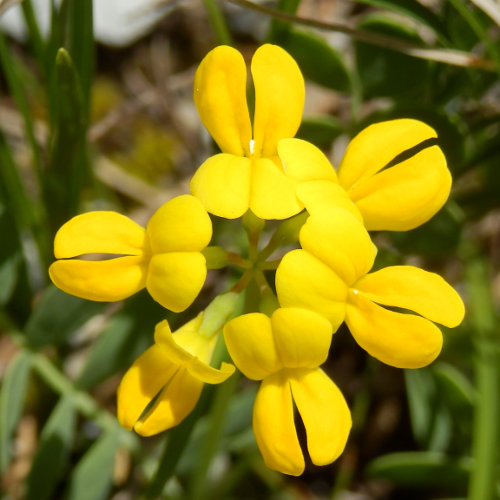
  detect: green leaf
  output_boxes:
[355,14,429,98]
[277,29,351,92]
[366,451,469,490]
[64,429,120,500]
[433,362,475,411]
[0,350,32,473]
[75,291,165,390]
[405,368,435,445]
[351,0,447,40]
[0,203,21,306]
[26,395,77,500]
[297,116,344,149]
[46,47,89,229]
[25,285,105,349]
[0,31,42,179]
[65,0,94,111]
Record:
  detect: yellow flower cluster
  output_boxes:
[49,44,465,476]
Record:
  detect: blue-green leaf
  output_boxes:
[26,395,77,500]
[0,350,32,473]
[25,285,105,348]
[366,451,469,490]
[65,429,120,500]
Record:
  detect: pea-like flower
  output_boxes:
[118,294,237,436]
[277,119,452,231]
[190,44,305,220]
[49,195,211,312]
[276,208,465,368]
[224,308,351,476]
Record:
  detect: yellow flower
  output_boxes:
[49,195,211,312]
[275,208,465,368]
[277,119,452,231]
[190,44,305,220]
[224,308,351,476]
[118,306,236,436]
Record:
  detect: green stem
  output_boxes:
[466,256,499,500]
[188,372,241,500]
[226,0,495,70]
[5,328,139,452]
[144,389,212,499]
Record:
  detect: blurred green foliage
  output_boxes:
[0,0,499,498]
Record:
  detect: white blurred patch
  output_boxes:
[0,0,171,47]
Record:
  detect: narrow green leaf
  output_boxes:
[65,429,120,500]
[21,0,47,71]
[25,285,105,349]
[405,368,435,444]
[0,350,32,473]
[75,291,165,390]
[202,0,232,45]
[0,31,42,179]
[277,29,351,92]
[366,451,469,490]
[66,0,94,110]
[26,395,76,500]
[46,47,88,229]
[351,0,447,40]
[433,362,475,410]
[0,203,21,305]
[0,121,37,236]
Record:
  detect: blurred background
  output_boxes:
[0,0,499,499]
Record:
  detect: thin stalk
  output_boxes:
[188,372,241,500]
[448,0,500,76]
[144,388,212,499]
[5,328,139,452]
[466,257,499,500]
[225,0,495,70]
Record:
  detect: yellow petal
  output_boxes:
[300,208,377,285]
[147,252,206,312]
[134,367,203,436]
[253,373,304,476]
[223,313,281,380]
[117,343,177,431]
[290,368,351,466]
[349,146,451,231]
[271,308,332,369]
[277,138,338,182]
[54,211,146,258]
[296,180,363,221]
[49,256,148,302]
[190,154,251,219]
[354,266,465,328]
[154,321,234,384]
[252,44,305,158]
[276,249,348,330]
[147,195,212,252]
[346,291,443,369]
[193,45,252,156]
[250,157,302,220]
[338,119,438,190]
